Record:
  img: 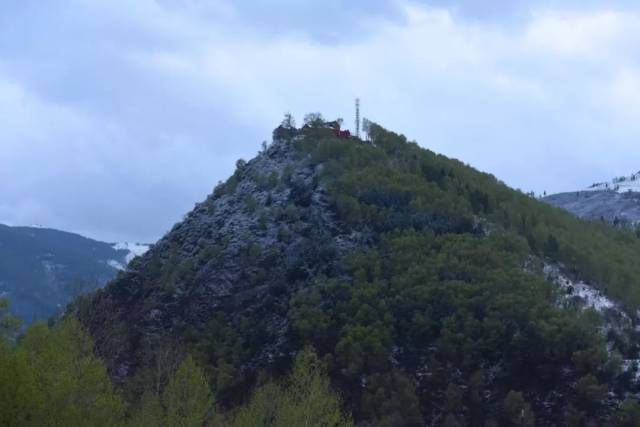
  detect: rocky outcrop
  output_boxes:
[78,135,368,382]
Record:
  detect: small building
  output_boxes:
[323,120,351,139]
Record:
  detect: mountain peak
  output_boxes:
[76,120,640,425]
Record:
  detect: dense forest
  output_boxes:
[3,117,640,425]
[0,299,351,426]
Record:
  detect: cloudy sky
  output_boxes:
[2,0,640,243]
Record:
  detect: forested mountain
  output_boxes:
[3,118,640,425]
[66,118,640,426]
[0,224,147,322]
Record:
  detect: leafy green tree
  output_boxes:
[277,349,352,427]
[129,392,164,427]
[0,318,125,427]
[303,112,324,127]
[232,348,352,427]
[231,382,283,427]
[0,342,36,427]
[162,355,212,427]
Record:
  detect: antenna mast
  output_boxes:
[355,98,360,139]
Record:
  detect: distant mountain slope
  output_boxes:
[0,224,149,321]
[544,171,640,225]
[544,190,640,225]
[77,121,640,425]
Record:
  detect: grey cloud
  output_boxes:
[1,0,640,242]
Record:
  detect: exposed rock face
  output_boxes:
[543,190,640,225]
[78,136,368,382]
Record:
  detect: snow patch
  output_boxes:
[585,171,640,193]
[112,242,150,264]
[544,263,615,312]
[545,262,640,384]
[107,259,125,271]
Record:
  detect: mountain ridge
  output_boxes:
[0,223,149,321]
[544,170,640,226]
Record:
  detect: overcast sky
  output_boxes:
[2,0,640,243]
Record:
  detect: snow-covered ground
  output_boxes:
[544,263,640,383]
[112,242,150,264]
[544,263,617,312]
[585,171,640,193]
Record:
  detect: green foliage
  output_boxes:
[303,112,324,127]
[297,123,640,311]
[129,393,164,427]
[0,318,124,427]
[0,298,21,341]
[501,391,535,426]
[231,348,352,427]
[282,122,634,424]
[28,120,640,426]
[614,398,640,427]
[162,355,213,427]
[0,340,36,426]
[360,370,423,427]
[574,374,607,408]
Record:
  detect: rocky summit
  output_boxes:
[78,125,369,385]
[76,120,640,425]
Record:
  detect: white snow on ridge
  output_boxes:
[585,171,640,193]
[112,242,150,264]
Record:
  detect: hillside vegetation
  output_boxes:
[3,118,640,425]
